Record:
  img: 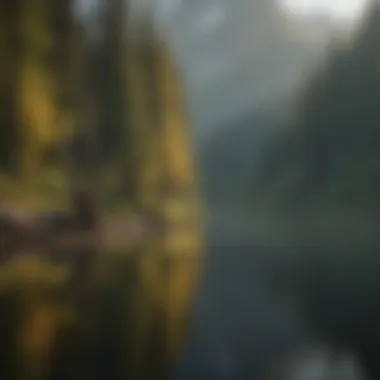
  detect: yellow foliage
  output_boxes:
[152,40,197,192]
[125,44,160,206]
[161,255,200,363]
[18,293,76,379]
[19,66,56,146]
[0,254,75,379]
[0,255,71,292]
[19,299,68,352]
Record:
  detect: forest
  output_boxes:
[253,3,380,215]
[0,1,202,380]
[0,0,194,208]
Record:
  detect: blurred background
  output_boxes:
[1,0,380,379]
[160,0,380,379]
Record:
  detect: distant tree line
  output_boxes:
[254,3,380,211]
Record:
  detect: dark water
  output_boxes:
[172,239,308,380]
[172,226,374,380]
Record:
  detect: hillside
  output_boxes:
[251,3,380,215]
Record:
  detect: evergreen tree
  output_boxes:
[255,3,380,210]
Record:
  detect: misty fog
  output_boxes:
[156,1,377,380]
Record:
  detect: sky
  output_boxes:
[156,0,371,137]
[279,0,369,21]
